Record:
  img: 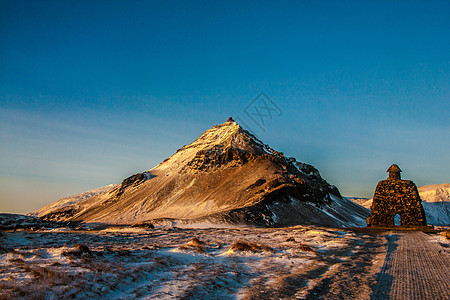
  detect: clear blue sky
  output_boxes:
[1,0,449,213]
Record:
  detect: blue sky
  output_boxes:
[1,0,449,213]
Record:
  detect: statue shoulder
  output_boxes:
[376,180,389,188]
[401,179,417,188]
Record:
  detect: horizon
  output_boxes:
[1,1,449,213]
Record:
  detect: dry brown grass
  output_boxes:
[298,244,314,252]
[0,247,164,299]
[0,259,77,299]
[62,244,93,259]
[186,237,204,247]
[229,241,274,253]
[179,237,205,253]
[440,230,450,239]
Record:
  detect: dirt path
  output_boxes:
[372,231,450,300]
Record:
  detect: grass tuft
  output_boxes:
[229,241,274,253]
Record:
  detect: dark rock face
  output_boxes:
[182,145,340,208]
[368,164,426,227]
[41,208,77,221]
[117,172,152,196]
[102,172,155,204]
[182,147,257,172]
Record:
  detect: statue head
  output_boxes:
[387,164,402,180]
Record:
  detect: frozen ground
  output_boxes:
[0,226,390,299]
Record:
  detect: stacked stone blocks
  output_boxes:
[368,164,426,227]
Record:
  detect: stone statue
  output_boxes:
[367,164,426,227]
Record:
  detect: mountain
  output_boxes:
[348,183,450,226]
[33,118,369,227]
[345,197,372,209]
[419,184,450,226]
[418,183,450,202]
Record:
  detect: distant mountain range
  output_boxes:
[346,183,450,226]
[31,118,369,227]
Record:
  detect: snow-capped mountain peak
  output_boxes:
[153,119,277,173]
[33,118,369,227]
[418,183,450,203]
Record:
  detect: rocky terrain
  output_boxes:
[30,118,369,227]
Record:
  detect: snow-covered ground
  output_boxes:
[0,226,387,299]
